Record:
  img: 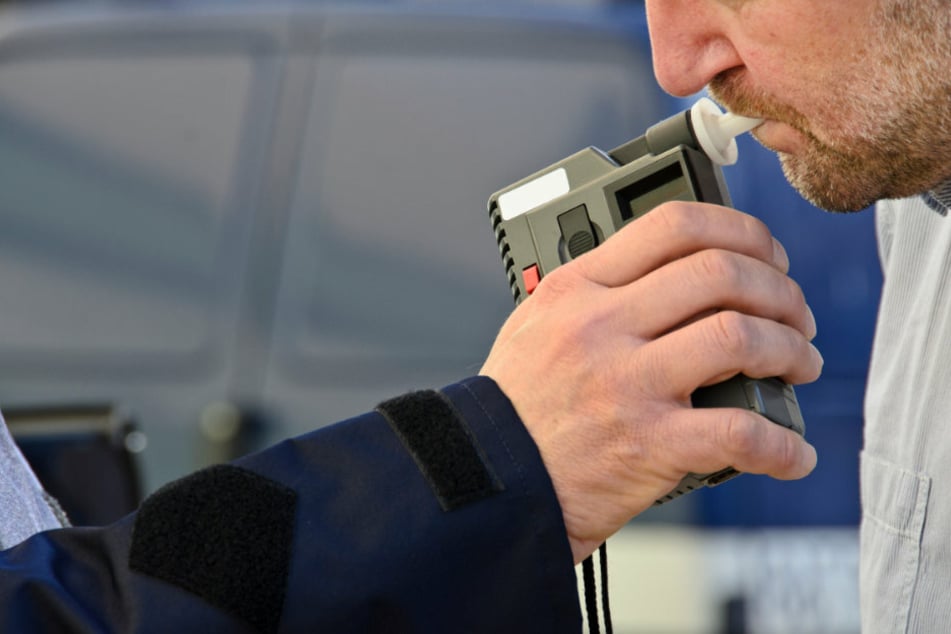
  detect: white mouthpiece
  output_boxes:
[690,97,763,166]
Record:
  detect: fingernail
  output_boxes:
[810,342,824,369]
[772,238,789,272]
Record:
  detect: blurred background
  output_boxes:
[0,0,880,631]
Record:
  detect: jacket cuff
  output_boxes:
[440,375,580,621]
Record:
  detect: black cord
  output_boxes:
[582,543,614,634]
[599,543,613,634]
[582,554,600,634]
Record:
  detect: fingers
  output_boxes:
[614,248,815,341]
[575,201,789,288]
[481,200,822,563]
[656,406,817,481]
[635,310,823,398]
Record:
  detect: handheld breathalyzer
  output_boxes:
[488,98,806,505]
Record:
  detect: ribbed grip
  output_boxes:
[489,201,523,304]
[654,468,740,506]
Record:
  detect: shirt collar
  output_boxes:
[923,180,951,216]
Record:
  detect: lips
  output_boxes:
[750,120,808,154]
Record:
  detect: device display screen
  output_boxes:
[614,162,690,221]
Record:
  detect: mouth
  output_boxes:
[750,120,808,154]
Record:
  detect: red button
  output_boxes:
[522,264,541,295]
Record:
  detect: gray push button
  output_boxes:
[557,204,598,259]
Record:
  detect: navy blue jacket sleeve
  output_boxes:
[0,376,582,633]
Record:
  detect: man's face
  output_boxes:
[646,0,951,212]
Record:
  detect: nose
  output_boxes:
[645,0,744,97]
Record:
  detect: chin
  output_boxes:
[779,156,880,213]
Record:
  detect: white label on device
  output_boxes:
[498,168,569,220]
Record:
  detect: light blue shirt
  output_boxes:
[862,184,951,633]
[0,413,66,549]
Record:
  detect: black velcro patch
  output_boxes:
[129,465,296,634]
[377,390,503,511]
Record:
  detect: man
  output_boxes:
[645,0,951,631]
[0,3,859,633]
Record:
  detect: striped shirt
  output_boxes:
[0,412,67,550]
[862,183,951,633]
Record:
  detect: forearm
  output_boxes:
[0,377,581,633]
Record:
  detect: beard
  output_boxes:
[707,0,951,213]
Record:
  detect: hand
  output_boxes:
[479,202,822,564]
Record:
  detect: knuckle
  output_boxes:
[694,249,743,288]
[718,410,763,458]
[776,431,801,473]
[770,266,804,304]
[617,415,652,467]
[709,310,756,359]
[737,213,774,256]
[770,274,809,328]
[623,405,676,470]
[532,272,610,342]
[789,278,809,312]
[631,345,673,403]
[652,201,704,238]
[743,213,771,240]
[532,264,579,302]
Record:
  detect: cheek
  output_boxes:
[740,39,870,139]
[740,49,815,114]
[735,3,871,110]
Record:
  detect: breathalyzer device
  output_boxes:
[488,98,806,505]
